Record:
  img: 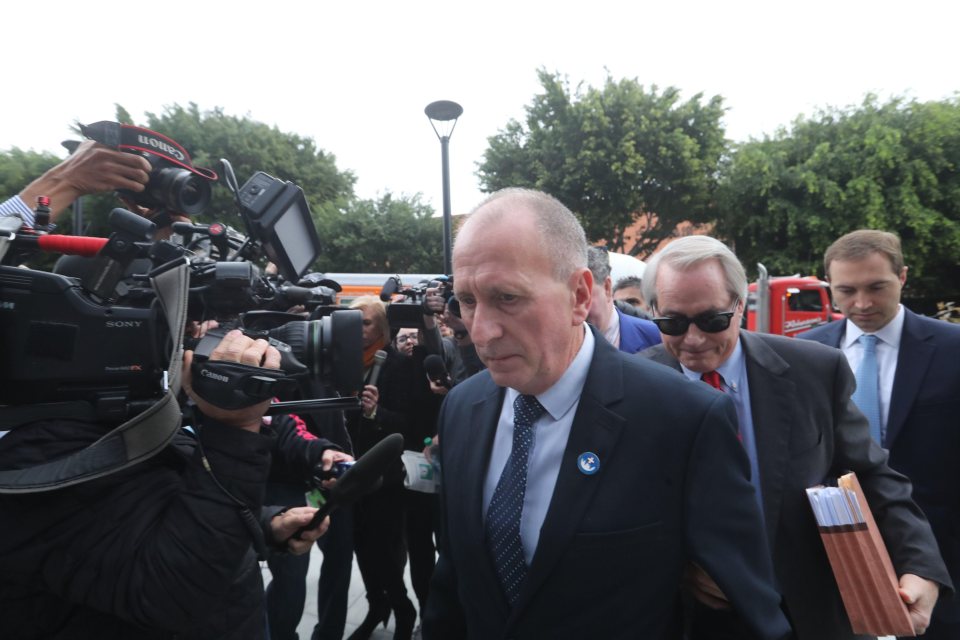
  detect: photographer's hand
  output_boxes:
[270,507,330,554]
[19,141,151,221]
[182,329,281,432]
[360,384,379,419]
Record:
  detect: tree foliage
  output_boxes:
[478,69,726,257]
[716,95,960,299]
[0,148,60,204]
[314,192,443,273]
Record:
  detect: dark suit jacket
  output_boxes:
[423,329,791,640]
[616,307,662,354]
[802,310,960,637]
[644,331,952,640]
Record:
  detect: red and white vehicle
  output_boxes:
[745,264,843,337]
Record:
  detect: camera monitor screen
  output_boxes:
[238,172,322,282]
[273,201,316,278]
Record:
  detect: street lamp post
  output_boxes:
[425,100,463,275]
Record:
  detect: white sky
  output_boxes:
[5,1,957,216]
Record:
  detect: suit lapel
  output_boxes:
[507,337,626,622]
[739,332,796,549]
[887,310,935,447]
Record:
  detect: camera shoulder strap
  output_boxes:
[0,261,190,493]
[79,121,218,181]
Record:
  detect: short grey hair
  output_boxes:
[458,188,587,280]
[587,246,611,283]
[613,275,643,293]
[642,236,748,311]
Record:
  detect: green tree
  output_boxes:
[478,69,727,257]
[716,95,960,300]
[0,148,60,203]
[315,192,443,273]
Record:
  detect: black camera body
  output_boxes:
[117,153,213,216]
[0,264,165,421]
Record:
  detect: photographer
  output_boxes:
[0,330,344,639]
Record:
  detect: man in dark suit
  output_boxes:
[422,188,791,639]
[801,229,960,639]
[586,245,661,353]
[640,235,952,639]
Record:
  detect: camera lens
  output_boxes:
[266,309,364,395]
[153,167,211,216]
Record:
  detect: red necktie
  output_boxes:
[700,371,741,441]
[700,370,723,391]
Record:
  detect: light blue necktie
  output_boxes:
[852,334,882,445]
[486,394,544,605]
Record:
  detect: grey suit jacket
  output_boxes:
[802,310,960,637]
[644,331,951,640]
[423,329,791,640]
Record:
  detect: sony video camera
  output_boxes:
[0,165,361,423]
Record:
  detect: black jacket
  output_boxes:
[0,417,275,639]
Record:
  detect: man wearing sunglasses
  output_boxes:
[640,235,950,640]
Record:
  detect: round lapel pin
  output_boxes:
[577,452,600,475]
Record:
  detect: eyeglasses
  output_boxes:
[652,299,740,336]
[397,334,418,344]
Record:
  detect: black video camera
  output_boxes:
[380,274,455,329]
[0,167,360,424]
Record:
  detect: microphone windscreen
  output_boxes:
[424,354,451,387]
[329,432,404,506]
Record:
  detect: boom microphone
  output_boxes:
[290,432,404,540]
[424,354,452,389]
[367,349,387,387]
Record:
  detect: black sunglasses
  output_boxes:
[652,299,740,336]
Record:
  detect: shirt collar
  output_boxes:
[841,304,904,349]
[506,326,595,422]
[679,338,745,392]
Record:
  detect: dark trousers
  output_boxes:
[403,490,437,614]
[311,505,354,640]
[265,483,310,640]
[353,482,412,614]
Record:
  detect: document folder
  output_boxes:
[806,472,915,637]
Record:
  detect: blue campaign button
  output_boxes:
[577,452,600,475]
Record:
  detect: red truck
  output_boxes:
[745,264,843,337]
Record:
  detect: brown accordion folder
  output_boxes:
[805,472,915,637]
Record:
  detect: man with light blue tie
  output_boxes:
[802,229,960,639]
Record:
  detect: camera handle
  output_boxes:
[264,396,362,416]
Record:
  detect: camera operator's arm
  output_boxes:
[267,413,353,483]
[15,141,150,225]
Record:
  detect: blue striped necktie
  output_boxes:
[486,394,545,605]
[852,334,882,444]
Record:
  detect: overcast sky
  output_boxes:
[5,1,957,216]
